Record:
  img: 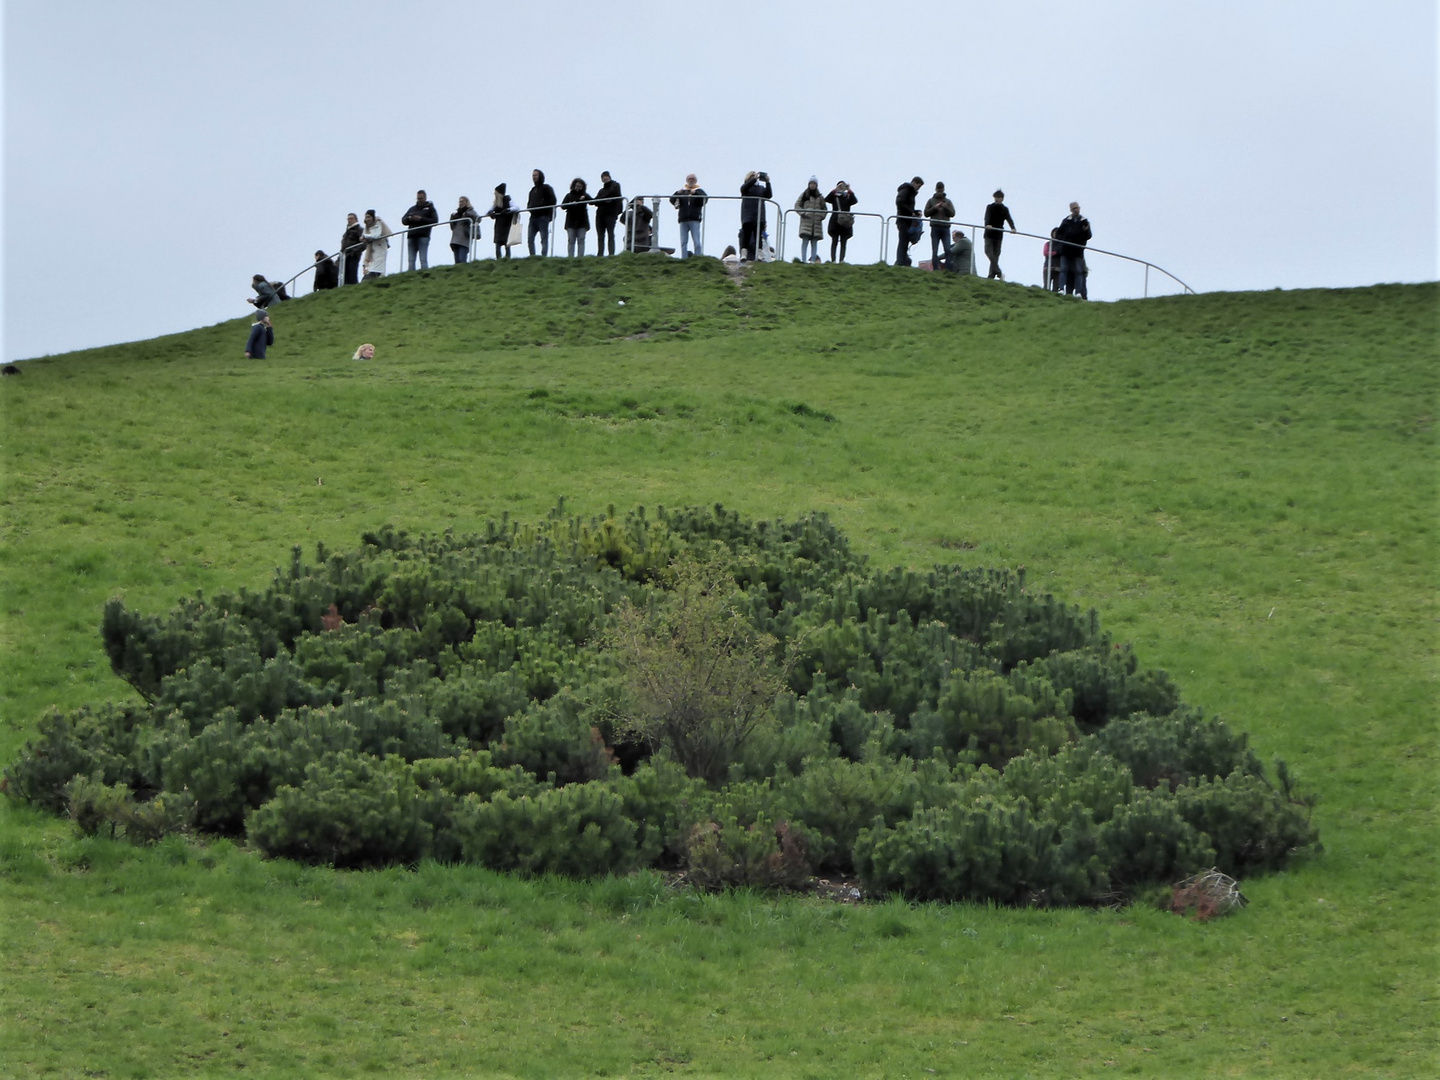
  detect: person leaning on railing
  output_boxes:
[312,250,339,290]
[594,171,622,256]
[983,190,1016,280]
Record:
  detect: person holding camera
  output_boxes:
[924,182,956,270]
[1055,201,1092,298]
[825,181,858,263]
[739,170,772,261]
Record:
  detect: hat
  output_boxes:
[809,175,818,183]
[253,308,268,322]
[495,183,506,194]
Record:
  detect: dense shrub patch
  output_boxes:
[4,505,1318,904]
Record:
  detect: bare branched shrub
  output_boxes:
[609,554,784,786]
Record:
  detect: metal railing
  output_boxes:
[780,205,888,264]
[884,215,1194,297]
[270,196,1193,304]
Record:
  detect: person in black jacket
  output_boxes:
[670,174,708,258]
[1055,201,1092,298]
[738,170,772,261]
[527,169,557,256]
[488,184,517,260]
[400,189,439,271]
[983,190,1017,279]
[312,250,339,290]
[340,213,364,285]
[593,171,622,256]
[894,176,923,266]
[562,178,591,257]
[825,181,858,263]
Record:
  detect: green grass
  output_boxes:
[2,257,1435,1077]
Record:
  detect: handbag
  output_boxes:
[507,218,523,247]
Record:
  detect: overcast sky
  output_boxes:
[3,0,1436,362]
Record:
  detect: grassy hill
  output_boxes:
[1,258,1434,1077]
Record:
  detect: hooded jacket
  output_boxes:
[594,179,623,224]
[895,182,919,220]
[740,176,772,225]
[562,188,591,230]
[795,188,827,239]
[528,172,557,220]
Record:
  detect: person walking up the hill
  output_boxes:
[401,189,439,271]
[361,210,392,279]
[894,176,923,266]
[527,169,557,257]
[247,274,283,308]
[562,178,592,257]
[450,196,480,263]
[312,250,339,290]
[670,174,707,258]
[924,182,955,270]
[825,181,858,263]
[488,185,517,259]
[795,176,827,264]
[1055,201,1092,298]
[340,212,364,285]
[594,171,623,256]
[244,308,273,359]
[739,170,772,261]
[983,189,1017,279]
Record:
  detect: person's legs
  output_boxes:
[1061,253,1080,294]
[600,220,615,255]
[739,222,757,260]
[931,227,951,269]
[985,235,1003,279]
[680,220,701,258]
[417,236,430,270]
[452,244,468,264]
[839,235,848,262]
[495,241,506,260]
[896,230,911,266]
[406,235,418,271]
[830,235,839,262]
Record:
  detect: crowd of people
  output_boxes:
[246,171,1097,319]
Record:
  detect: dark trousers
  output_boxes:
[930,226,952,270]
[596,218,618,255]
[1060,252,1087,298]
[527,216,550,256]
[739,221,759,260]
[985,235,1004,279]
[896,228,914,266]
[342,249,361,285]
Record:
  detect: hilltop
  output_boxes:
[1,260,1435,1076]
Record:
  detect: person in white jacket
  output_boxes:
[361,210,391,279]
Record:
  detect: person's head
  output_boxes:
[685,173,698,187]
[314,250,326,261]
[722,245,737,257]
[835,180,849,192]
[458,195,471,210]
[347,212,358,225]
[1069,201,1080,215]
[254,308,269,323]
[744,170,757,183]
[532,169,544,184]
[935,181,945,193]
[601,171,611,183]
[416,189,427,202]
[252,273,265,283]
[993,189,1005,202]
[364,209,376,224]
[807,175,819,192]
[571,177,585,192]
[912,176,924,188]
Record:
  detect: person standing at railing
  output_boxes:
[526,169,557,257]
[401,190,439,271]
[450,196,480,264]
[924,182,955,270]
[562,179,592,257]
[361,210,392,279]
[738,171,771,261]
[982,190,1016,280]
[794,177,827,264]
[1054,201,1092,299]
[825,181,858,263]
[488,185,517,260]
[594,172,623,257]
[894,176,923,266]
[341,213,364,285]
[313,251,339,290]
[670,174,707,259]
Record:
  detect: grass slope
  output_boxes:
[2,258,1435,1078]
